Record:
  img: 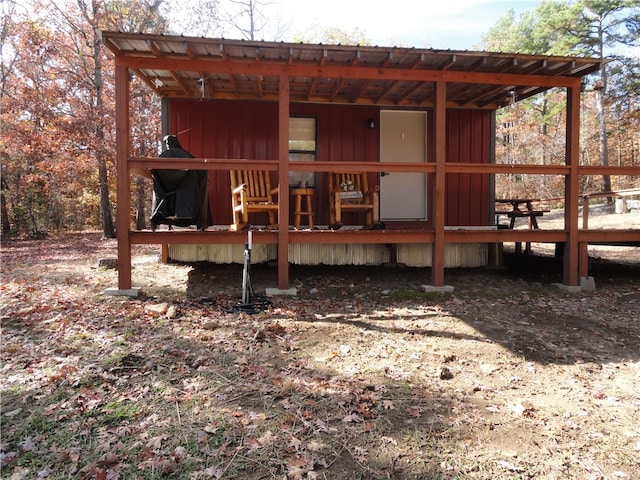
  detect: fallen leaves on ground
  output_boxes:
[1,233,639,479]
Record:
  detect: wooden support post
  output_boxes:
[563,84,581,286]
[579,242,589,277]
[277,75,290,289]
[578,196,589,277]
[432,79,446,286]
[115,64,132,290]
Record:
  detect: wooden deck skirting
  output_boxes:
[168,241,491,268]
[141,226,639,288]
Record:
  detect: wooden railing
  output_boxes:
[580,188,640,229]
[120,156,639,290]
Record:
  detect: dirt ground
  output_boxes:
[1,210,639,479]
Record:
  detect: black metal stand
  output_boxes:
[241,239,251,305]
[226,232,271,314]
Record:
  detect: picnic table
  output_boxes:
[496,198,549,229]
[495,198,550,254]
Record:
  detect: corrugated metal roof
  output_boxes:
[102,31,602,109]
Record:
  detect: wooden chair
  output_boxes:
[230,170,279,230]
[329,172,380,228]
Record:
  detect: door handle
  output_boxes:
[380,172,390,177]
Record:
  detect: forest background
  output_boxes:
[1,0,639,239]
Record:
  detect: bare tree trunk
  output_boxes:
[87,0,115,238]
[539,94,549,192]
[97,151,115,238]
[134,139,148,230]
[135,177,147,230]
[596,88,612,198]
[136,142,147,230]
[1,177,10,236]
[595,29,612,200]
[1,2,17,236]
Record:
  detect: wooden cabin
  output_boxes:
[102,32,639,293]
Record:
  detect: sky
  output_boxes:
[266,0,541,50]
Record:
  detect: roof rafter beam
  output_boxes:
[476,85,517,107]
[331,78,347,101]
[552,60,581,76]
[353,79,373,102]
[132,68,162,95]
[146,39,163,58]
[328,53,361,98]
[447,82,487,104]
[305,48,327,100]
[376,80,399,103]
[103,37,121,55]
[170,71,191,95]
[411,53,425,69]
[352,50,361,66]
[228,73,238,95]
[319,49,328,65]
[306,77,318,100]
[440,54,457,71]
[516,86,549,100]
[380,51,393,68]
[496,57,518,73]
[524,59,547,75]
[469,56,488,71]
[395,80,427,104]
[306,49,327,100]
[184,41,197,59]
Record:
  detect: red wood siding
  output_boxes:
[165,100,490,227]
[166,99,279,225]
[445,109,491,225]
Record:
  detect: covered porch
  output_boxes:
[102,32,639,293]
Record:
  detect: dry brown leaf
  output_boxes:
[289,436,303,451]
[307,439,325,452]
[257,430,275,446]
[342,413,363,423]
[97,452,119,467]
[382,400,395,410]
[286,456,312,480]
[146,435,168,450]
[353,446,368,456]
[173,446,187,461]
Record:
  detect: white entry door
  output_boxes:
[380,110,427,220]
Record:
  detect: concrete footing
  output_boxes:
[420,284,455,294]
[104,287,141,297]
[551,283,583,293]
[265,287,298,296]
[551,277,596,293]
[580,276,596,292]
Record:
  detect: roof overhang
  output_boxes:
[102,31,602,109]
